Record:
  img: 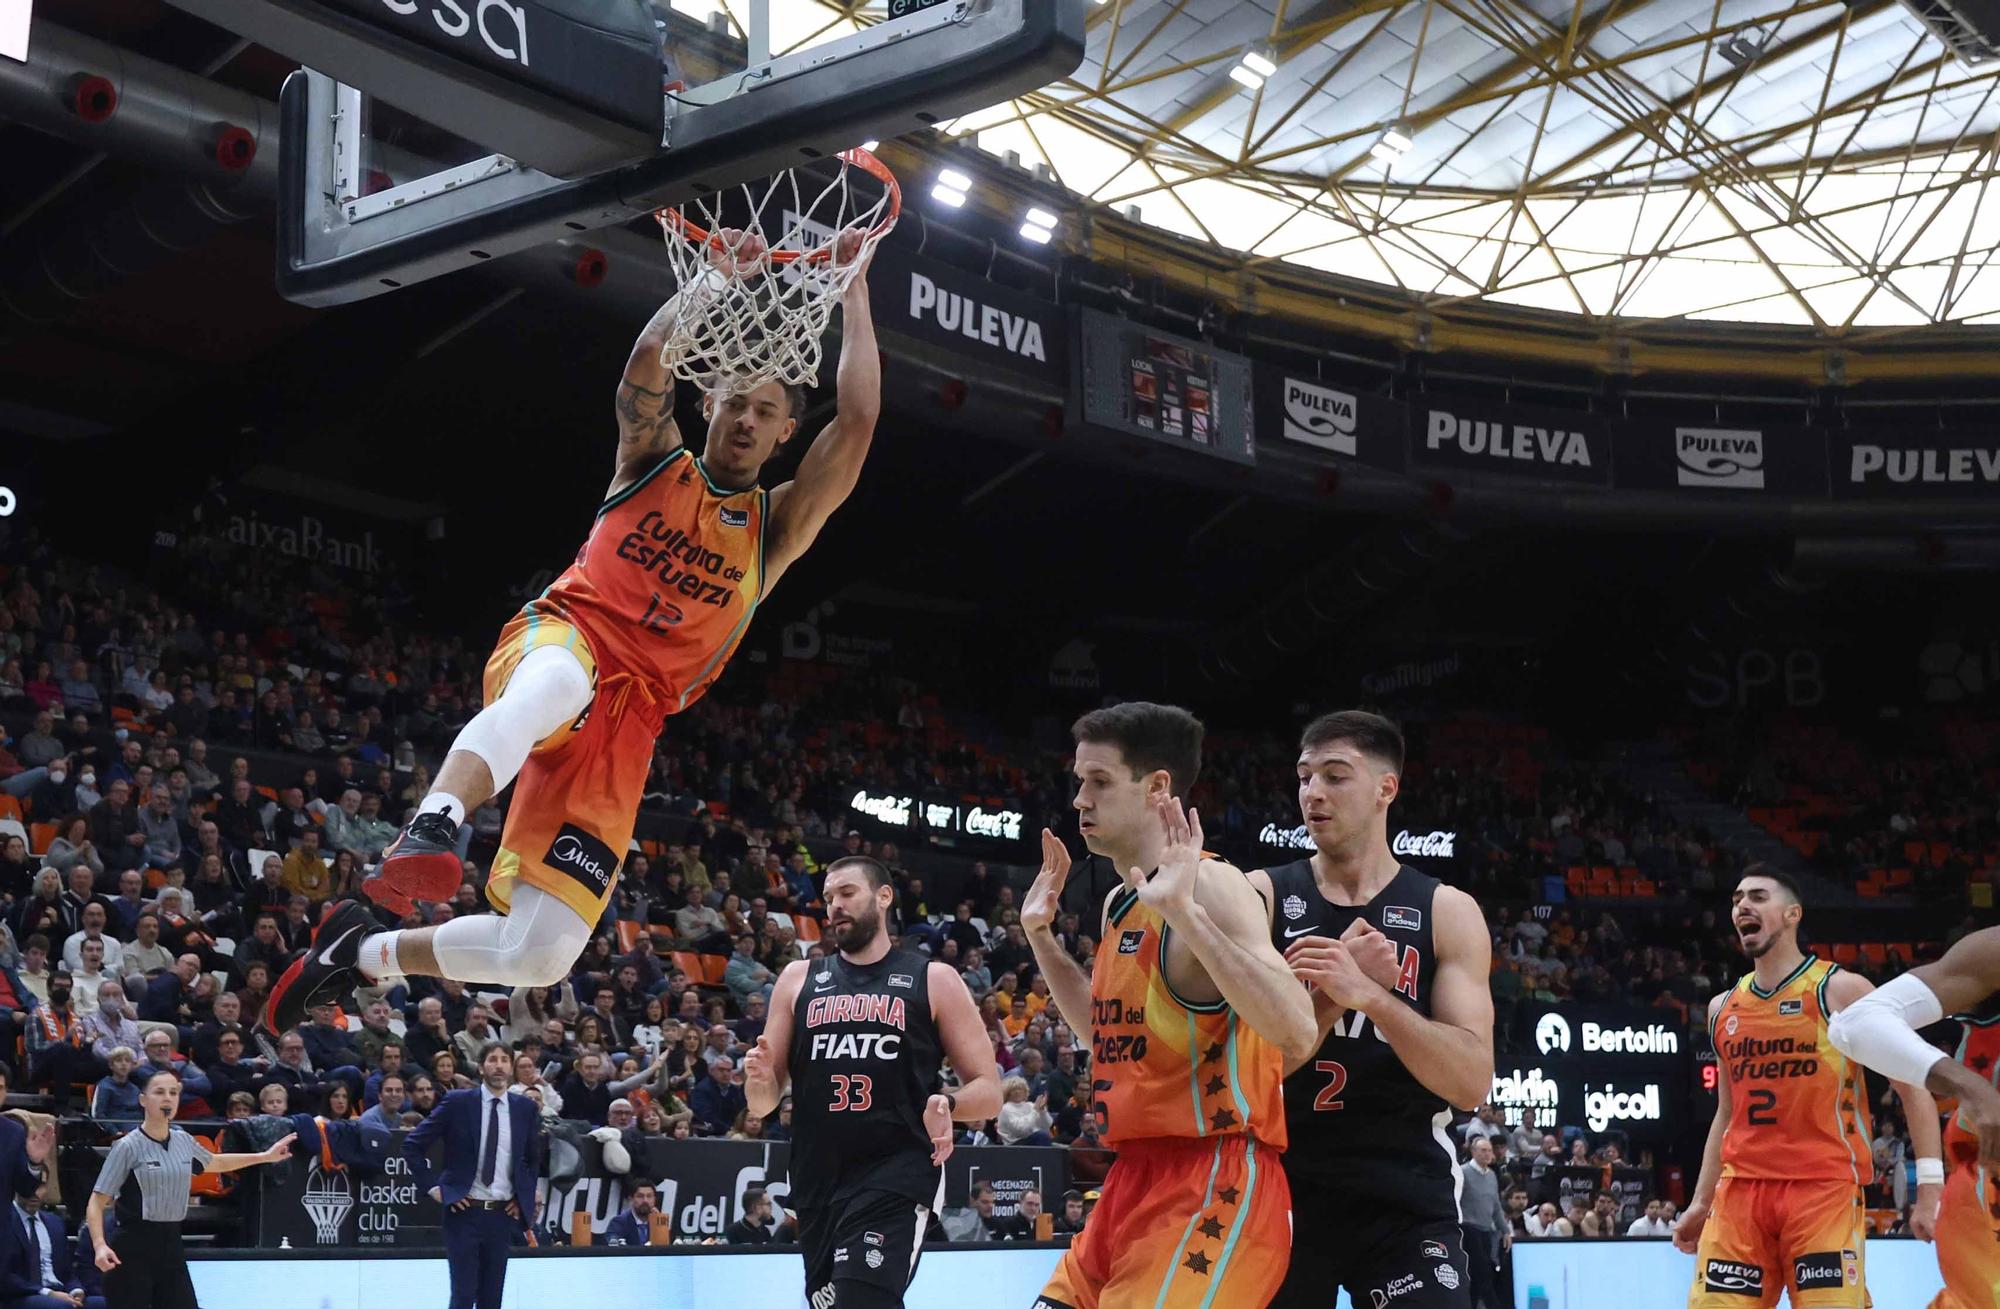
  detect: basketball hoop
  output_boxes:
[655,148,900,390]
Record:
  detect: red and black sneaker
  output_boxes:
[264,899,380,1033]
[363,810,465,917]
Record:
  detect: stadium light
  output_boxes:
[1020,206,1058,244]
[1231,46,1277,90]
[1369,126,1413,167]
[933,168,972,208]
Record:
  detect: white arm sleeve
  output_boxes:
[1826,972,1948,1085]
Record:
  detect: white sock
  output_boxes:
[418,793,467,826]
[357,930,405,982]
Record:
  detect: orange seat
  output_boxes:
[1859,943,1888,968]
[794,916,822,944]
[1855,882,1881,898]
[1830,943,1860,965]
[189,1134,229,1195]
[670,952,706,983]
[1885,867,1914,889]
[1905,840,1929,865]
[615,920,643,953]
[0,796,20,825]
[28,823,56,854]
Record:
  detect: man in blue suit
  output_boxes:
[601,1180,658,1246]
[405,1042,539,1309]
[0,1182,101,1309]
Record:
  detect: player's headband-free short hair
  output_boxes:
[1070,701,1204,799]
[826,856,890,890]
[1737,862,1803,905]
[1299,709,1406,775]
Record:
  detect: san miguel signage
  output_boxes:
[1410,399,1612,486]
[1829,430,2000,498]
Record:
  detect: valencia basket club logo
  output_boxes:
[303,1160,354,1245]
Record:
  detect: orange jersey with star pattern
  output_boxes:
[1944,1011,2000,1172]
[531,446,765,715]
[1088,877,1286,1150]
[1713,955,1872,1183]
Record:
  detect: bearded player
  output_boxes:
[268,231,880,1029]
[1673,866,1942,1309]
[747,857,1002,1309]
[1827,925,2000,1308]
[1022,703,1317,1309]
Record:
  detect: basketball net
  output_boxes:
[655,149,900,390]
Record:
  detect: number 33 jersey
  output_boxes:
[1088,876,1287,1150]
[787,948,947,1211]
[532,447,766,716]
[1714,954,1873,1182]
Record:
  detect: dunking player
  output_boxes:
[1674,866,1942,1309]
[1251,711,1494,1309]
[1022,703,1317,1309]
[267,231,881,1028]
[745,857,1000,1308]
[1826,925,2000,1308]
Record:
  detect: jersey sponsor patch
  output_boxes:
[889,973,914,989]
[1118,930,1145,955]
[1778,998,1803,1015]
[720,505,749,528]
[1283,894,1308,920]
[865,1248,885,1269]
[1433,1263,1460,1290]
[1382,906,1422,932]
[542,822,618,896]
[863,1231,885,1246]
[1794,1250,1855,1289]
[1724,1014,1739,1036]
[1703,1259,1764,1295]
[814,970,835,991]
[1421,1240,1450,1261]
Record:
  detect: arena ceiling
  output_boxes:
[693,0,2000,335]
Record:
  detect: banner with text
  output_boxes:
[1409,398,1613,487]
[1489,1005,1690,1144]
[1829,429,2000,499]
[870,243,1067,386]
[1250,367,1406,472]
[1612,423,1828,496]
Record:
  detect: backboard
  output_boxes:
[162,0,1084,306]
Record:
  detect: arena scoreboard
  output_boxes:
[1076,307,1255,465]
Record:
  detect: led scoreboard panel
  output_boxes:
[1075,307,1255,465]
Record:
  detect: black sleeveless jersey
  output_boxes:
[1266,860,1461,1222]
[787,947,945,1211]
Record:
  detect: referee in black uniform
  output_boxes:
[86,1068,296,1309]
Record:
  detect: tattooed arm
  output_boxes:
[609,294,692,497]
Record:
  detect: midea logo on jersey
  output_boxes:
[1584,1082,1663,1132]
[1676,428,1765,489]
[1391,829,1455,858]
[377,0,530,64]
[1281,377,1359,455]
[907,274,1048,362]
[544,824,615,892]
[1535,1014,1571,1054]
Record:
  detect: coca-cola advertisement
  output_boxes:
[1259,825,1457,862]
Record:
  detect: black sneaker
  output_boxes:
[364,810,465,916]
[264,900,379,1032]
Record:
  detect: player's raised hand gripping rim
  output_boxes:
[1122,797,1201,917]
[923,1094,956,1167]
[1021,828,1071,935]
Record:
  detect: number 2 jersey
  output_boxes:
[1264,860,1459,1223]
[1713,954,1873,1183]
[527,446,767,714]
[1088,873,1287,1150]
[787,947,946,1211]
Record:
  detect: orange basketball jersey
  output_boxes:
[1712,954,1871,1183]
[1088,879,1287,1151]
[1944,1010,2000,1172]
[530,447,765,713]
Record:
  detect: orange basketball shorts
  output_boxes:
[1689,1177,1866,1309]
[1035,1134,1291,1309]
[480,607,665,925]
[1929,1165,2000,1309]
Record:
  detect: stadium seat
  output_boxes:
[0,796,20,826]
[28,822,55,854]
[1829,944,1860,966]
[615,920,643,953]
[1859,943,1888,968]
